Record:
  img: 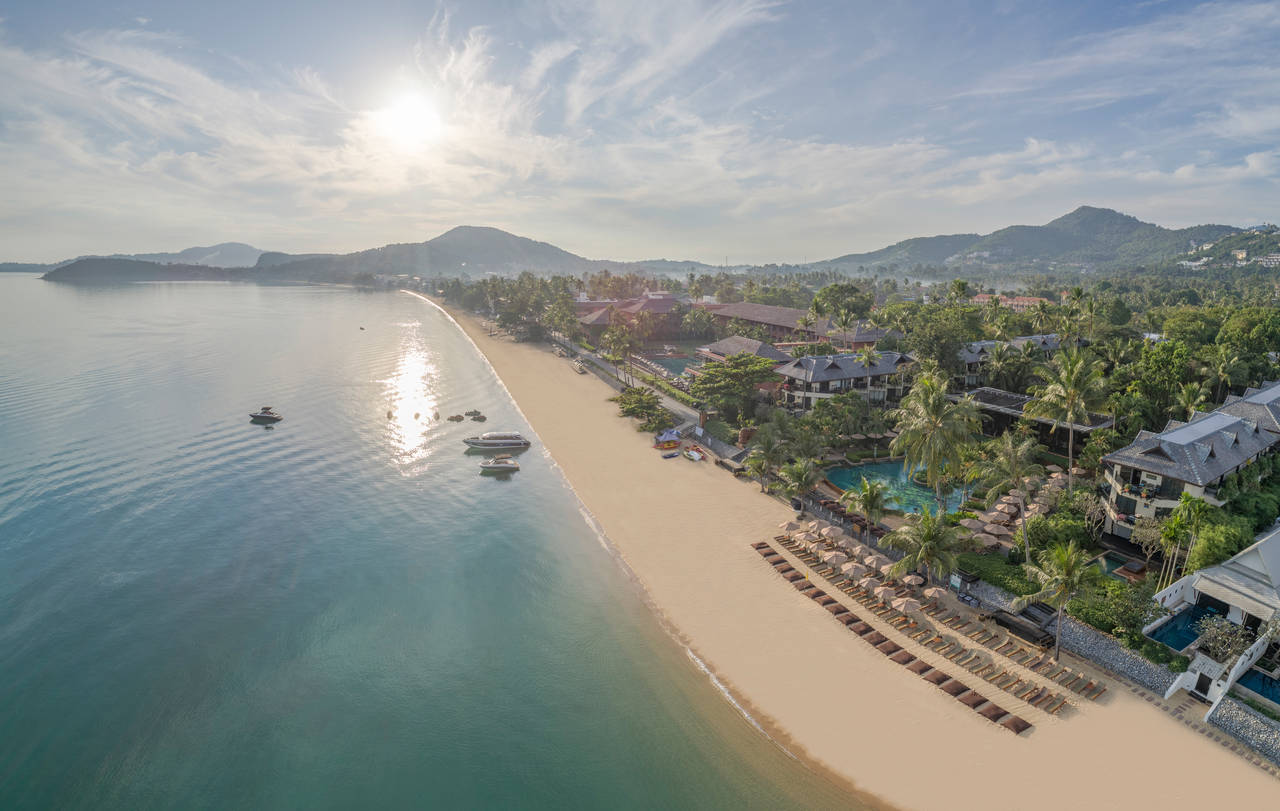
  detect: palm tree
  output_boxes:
[974,433,1045,561]
[1164,494,1211,587]
[856,345,881,373]
[889,371,980,513]
[1032,301,1053,332]
[773,458,823,514]
[1171,382,1208,421]
[749,428,789,472]
[884,506,971,584]
[788,430,827,464]
[839,476,889,545]
[830,308,857,349]
[1013,540,1101,661]
[1204,345,1241,403]
[1025,349,1106,490]
[1099,338,1132,374]
[744,451,771,493]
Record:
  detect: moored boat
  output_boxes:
[463,431,531,448]
[250,406,283,423]
[479,454,520,473]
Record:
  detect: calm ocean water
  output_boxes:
[0,276,863,810]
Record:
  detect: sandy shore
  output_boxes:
[423,295,1279,810]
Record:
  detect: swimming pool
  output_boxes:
[1095,551,1131,579]
[826,461,965,514]
[650,355,694,375]
[1146,604,1219,652]
[1238,669,1280,705]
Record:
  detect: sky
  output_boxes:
[1,0,1278,263]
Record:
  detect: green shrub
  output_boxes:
[703,419,737,445]
[1168,655,1190,673]
[1141,640,1173,664]
[957,552,1037,596]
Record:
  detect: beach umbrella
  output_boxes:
[998,495,1020,505]
[923,586,948,601]
[848,543,872,557]
[821,551,848,566]
[1046,464,1063,473]
[974,533,1001,548]
[958,518,986,531]
[820,526,843,540]
[863,553,889,568]
[1025,504,1047,516]
[874,585,897,603]
[1070,466,1089,478]
[793,531,817,543]
[779,520,802,532]
[995,503,1018,515]
[986,524,1014,538]
[806,520,827,532]
[840,561,869,578]
[891,597,922,614]
[851,433,867,441]
[901,574,925,586]
[858,576,882,591]
[1007,489,1026,500]
[836,536,859,552]
[879,562,898,578]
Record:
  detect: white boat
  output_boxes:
[249,406,283,423]
[571,359,587,374]
[479,454,520,473]
[463,431,531,449]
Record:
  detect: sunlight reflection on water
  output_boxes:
[383,322,440,467]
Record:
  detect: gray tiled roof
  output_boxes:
[1219,380,1280,434]
[708,302,886,341]
[698,336,791,362]
[774,351,913,383]
[1102,410,1278,486]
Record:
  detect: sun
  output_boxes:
[370,92,444,152]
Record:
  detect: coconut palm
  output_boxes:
[884,506,971,584]
[1099,338,1132,374]
[1031,301,1053,332]
[749,428,790,472]
[1025,349,1106,489]
[1165,493,1211,587]
[1203,345,1241,403]
[839,476,889,545]
[1171,382,1208,421]
[829,308,857,349]
[983,341,1032,392]
[787,429,827,464]
[974,433,1045,561]
[773,458,823,514]
[856,345,881,374]
[1013,540,1102,661]
[889,372,980,513]
[744,450,771,493]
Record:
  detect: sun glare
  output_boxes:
[371,92,444,152]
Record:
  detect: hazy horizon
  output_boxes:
[3,1,1278,264]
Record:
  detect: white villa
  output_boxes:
[1152,526,1280,709]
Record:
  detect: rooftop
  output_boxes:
[952,387,1113,432]
[697,336,791,362]
[1102,409,1277,486]
[774,351,913,383]
[708,302,886,342]
[1191,524,1280,621]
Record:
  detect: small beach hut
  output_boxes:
[653,428,682,449]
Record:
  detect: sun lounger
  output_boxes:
[1032,691,1058,709]
[1045,695,1068,715]
[945,646,967,661]
[1087,684,1107,701]
[1001,715,1033,735]
[984,668,1008,683]
[1025,687,1049,706]
[1016,683,1040,701]
[973,664,997,678]
[978,703,1008,723]
[995,674,1019,689]
[995,641,1017,655]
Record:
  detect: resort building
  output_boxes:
[970,293,1052,312]
[953,387,1113,456]
[1152,526,1280,707]
[1100,409,1279,539]
[576,291,686,340]
[775,351,914,409]
[703,302,887,348]
[696,336,791,364]
[955,334,1083,389]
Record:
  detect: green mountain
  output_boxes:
[814,207,1239,270]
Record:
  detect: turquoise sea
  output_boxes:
[0,276,863,810]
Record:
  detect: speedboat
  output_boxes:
[463,431,531,449]
[250,406,283,423]
[479,454,520,473]
[572,359,588,374]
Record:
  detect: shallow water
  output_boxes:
[0,276,865,809]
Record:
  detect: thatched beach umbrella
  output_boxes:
[779,520,802,532]
[841,561,869,578]
[1046,464,1063,473]
[995,502,1018,515]
[821,551,849,566]
[807,520,828,533]
[891,596,922,614]
[878,562,899,579]
[922,586,948,601]
[901,574,925,586]
[820,526,843,540]
[1070,466,1089,478]
[974,533,1002,548]
[793,531,817,543]
[986,524,1014,538]
[1025,504,1047,516]
[1007,489,1026,500]
[858,576,882,591]
[848,543,872,557]
[874,585,897,603]
[958,518,986,531]
[864,553,890,569]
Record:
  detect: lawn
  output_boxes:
[957,552,1037,596]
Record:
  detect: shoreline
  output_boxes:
[420,294,1280,810]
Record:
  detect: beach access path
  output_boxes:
[428,295,1280,811]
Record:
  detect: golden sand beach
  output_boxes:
[423,294,1280,810]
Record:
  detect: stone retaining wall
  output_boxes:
[1056,616,1176,694]
[1210,697,1280,766]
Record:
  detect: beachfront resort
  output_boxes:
[439,271,1280,773]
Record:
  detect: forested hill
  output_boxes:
[814,207,1239,270]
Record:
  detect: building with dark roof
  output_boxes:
[953,386,1113,456]
[1100,383,1280,538]
[696,336,791,363]
[705,302,886,348]
[774,351,914,408]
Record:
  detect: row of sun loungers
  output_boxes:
[761,537,1113,716]
[751,541,1033,736]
